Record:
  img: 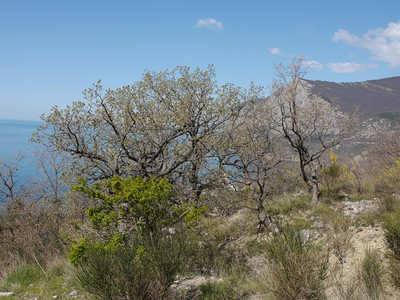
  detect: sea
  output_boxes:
[0,119,43,179]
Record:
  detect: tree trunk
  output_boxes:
[255,196,277,233]
[299,160,318,204]
[256,196,267,231]
[310,166,319,205]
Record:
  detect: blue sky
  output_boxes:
[1,0,400,120]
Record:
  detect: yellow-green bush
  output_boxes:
[378,155,400,193]
[320,151,356,196]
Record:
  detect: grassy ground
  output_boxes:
[0,259,89,299]
[2,191,400,299]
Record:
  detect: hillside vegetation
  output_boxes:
[1,58,400,299]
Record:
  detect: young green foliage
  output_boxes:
[69,176,173,262]
[73,176,173,234]
[69,176,206,263]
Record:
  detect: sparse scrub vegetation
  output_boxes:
[3,59,400,299]
[260,223,329,299]
[329,220,353,267]
[379,195,400,215]
[74,230,195,300]
[358,247,385,299]
[320,151,358,198]
[377,156,400,193]
[382,209,400,289]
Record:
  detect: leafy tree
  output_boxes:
[269,56,358,204]
[32,66,250,202]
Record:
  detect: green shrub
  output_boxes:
[75,246,119,299]
[72,176,175,236]
[379,195,400,214]
[320,151,343,194]
[382,211,400,288]
[320,151,357,197]
[74,229,195,300]
[200,281,238,299]
[69,176,206,262]
[68,176,205,299]
[385,254,400,289]
[358,248,384,299]
[378,156,400,193]
[382,212,400,257]
[261,224,329,300]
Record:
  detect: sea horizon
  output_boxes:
[0,119,44,180]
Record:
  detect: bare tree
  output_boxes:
[33,150,67,205]
[0,152,26,206]
[369,131,400,169]
[220,100,282,231]
[269,56,358,204]
[0,151,69,263]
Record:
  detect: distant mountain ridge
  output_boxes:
[304,76,400,117]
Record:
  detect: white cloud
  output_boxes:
[332,29,360,44]
[304,60,324,71]
[196,18,223,30]
[269,48,282,55]
[333,22,400,67]
[327,62,377,73]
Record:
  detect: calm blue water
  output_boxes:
[0,119,43,178]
